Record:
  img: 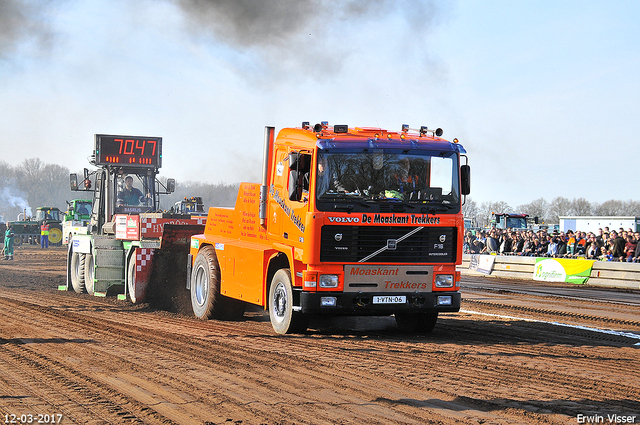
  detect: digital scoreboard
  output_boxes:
[94,134,162,168]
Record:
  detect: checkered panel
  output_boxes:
[140,218,157,236]
[136,248,155,272]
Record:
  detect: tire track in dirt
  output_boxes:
[462,296,640,330]
[2,248,639,424]
[0,297,470,424]
[0,296,456,424]
[0,293,572,424]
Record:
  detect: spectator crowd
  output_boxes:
[463,226,640,262]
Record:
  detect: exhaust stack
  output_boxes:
[260,126,275,226]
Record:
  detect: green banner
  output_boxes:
[533,258,595,284]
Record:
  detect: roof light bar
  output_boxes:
[406,125,444,137]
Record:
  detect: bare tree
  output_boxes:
[462,197,478,221]
[571,197,593,216]
[548,197,572,223]
[622,200,640,216]
[41,163,73,207]
[5,159,73,218]
[16,158,46,213]
[594,199,625,216]
[478,201,512,228]
[517,198,549,223]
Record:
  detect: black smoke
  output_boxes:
[0,0,55,59]
[171,0,439,80]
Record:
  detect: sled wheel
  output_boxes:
[127,258,139,303]
[268,269,308,335]
[70,252,86,293]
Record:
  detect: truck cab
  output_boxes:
[492,213,538,230]
[189,123,471,334]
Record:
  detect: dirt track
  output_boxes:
[1,247,639,424]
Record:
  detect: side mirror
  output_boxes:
[166,178,176,193]
[534,217,539,224]
[288,152,301,169]
[70,174,78,191]
[460,165,470,196]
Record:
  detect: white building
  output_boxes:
[559,216,640,234]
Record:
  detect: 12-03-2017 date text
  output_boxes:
[4,414,62,424]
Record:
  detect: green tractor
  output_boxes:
[8,207,63,247]
[62,199,93,244]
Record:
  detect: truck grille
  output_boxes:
[320,225,457,264]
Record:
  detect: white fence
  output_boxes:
[459,254,640,290]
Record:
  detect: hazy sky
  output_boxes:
[1,0,638,207]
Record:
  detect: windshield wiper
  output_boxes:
[420,203,455,213]
[320,195,372,209]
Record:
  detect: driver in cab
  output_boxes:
[118,176,149,206]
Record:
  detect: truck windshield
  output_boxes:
[505,217,527,229]
[315,150,460,213]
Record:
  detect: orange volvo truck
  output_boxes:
[188,122,471,334]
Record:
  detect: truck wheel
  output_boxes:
[190,246,221,319]
[395,312,439,333]
[268,269,309,335]
[70,252,86,293]
[84,253,95,295]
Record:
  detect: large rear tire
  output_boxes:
[268,269,309,335]
[190,246,246,320]
[70,252,86,293]
[84,253,95,295]
[190,246,222,319]
[48,226,62,245]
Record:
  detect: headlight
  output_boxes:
[435,274,454,288]
[319,274,339,288]
[437,296,453,306]
[321,297,337,307]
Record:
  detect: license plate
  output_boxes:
[373,295,407,304]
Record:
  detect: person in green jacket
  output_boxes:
[3,223,15,260]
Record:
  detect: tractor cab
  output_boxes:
[35,207,61,224]
[69,135,175,236]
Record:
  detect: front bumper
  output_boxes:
[300,291,461,315]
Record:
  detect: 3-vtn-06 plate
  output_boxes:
[373,295,407,304]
